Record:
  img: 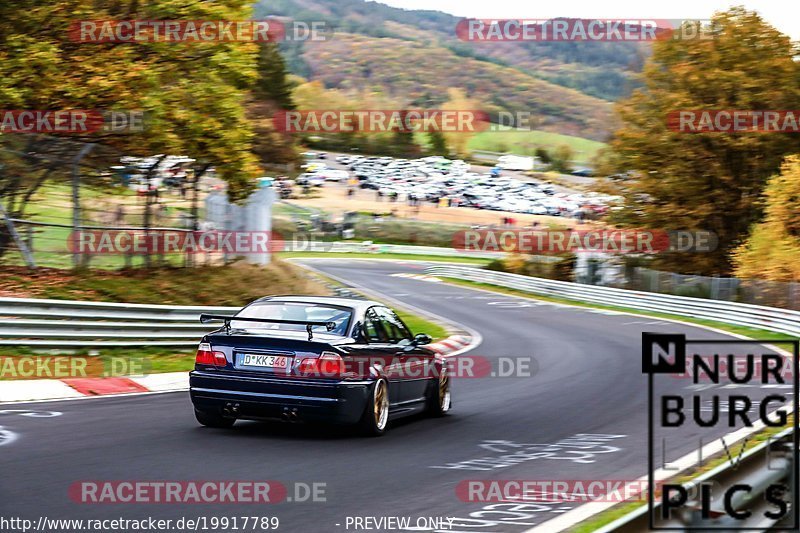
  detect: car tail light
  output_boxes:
[318,352,345,375]
[196,343,227,367]
[297,358,315,375]
[298,351,344,377]
[196,343,214,365]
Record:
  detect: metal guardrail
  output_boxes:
[423,266,800,337]
[0,244,493,347]
[3,254,799,346]
[0,297,238,347]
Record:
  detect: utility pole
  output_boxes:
[71,143,95,269]
[142,155,166,268]
[189,163,211,268]
[143,187,152,268]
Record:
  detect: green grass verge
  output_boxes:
[395,310,449,342]
[9,182,191,269]
[467,128,607,164]
[0,346,196,380]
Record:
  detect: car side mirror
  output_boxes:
[413,333,432,346]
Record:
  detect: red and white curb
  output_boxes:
[0,373,189,403]
[426,335,473,356]
[389,273,442,282]
[0,335,474,404]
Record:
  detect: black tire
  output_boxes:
[358,379,389,436]
[194,408,236,429]
[427,365,451,417]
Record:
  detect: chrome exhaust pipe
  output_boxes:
[289,411,299,422]
[280,412,290,421]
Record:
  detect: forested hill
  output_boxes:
[254,0,649,140]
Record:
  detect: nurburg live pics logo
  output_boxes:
[642,333,799,530]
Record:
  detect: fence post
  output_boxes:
[143,189,152,268]
[24,224,33,253]
[224,201,231,265]
[187,163,211,268]
[71,143,94,268]
[710,276,719,300]
[188,172,199,268]
[0,202,36,268]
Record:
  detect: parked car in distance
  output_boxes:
[315,169,350,182]
[295,173,325,187]
[571,168,596,177]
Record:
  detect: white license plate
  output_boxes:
[240,354,290,369]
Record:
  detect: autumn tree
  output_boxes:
[550,145,574,173]
[441,88,480,157]
[0,0,261,203]
[427,130,448,156]
[289,80,418,155]
[535,147,552,165]
[250,43,299,168]
[387,110,419,158]
[732,156,800,282]
[255,42,296,111]
[604,7,800,275]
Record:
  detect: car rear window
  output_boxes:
[233,302,352,336]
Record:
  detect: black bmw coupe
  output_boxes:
[190,296,451,436]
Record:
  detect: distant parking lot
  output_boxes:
[290,152,619,222]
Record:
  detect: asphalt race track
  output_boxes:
[1,259,786,533]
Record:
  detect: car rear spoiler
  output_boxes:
[199,314,336,341]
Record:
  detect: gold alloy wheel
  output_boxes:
[439,369,451,412]
[374,380,389,430]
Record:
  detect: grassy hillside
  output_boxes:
[467,129,608,163]
[300,33,614,140]
[258,0,645,103]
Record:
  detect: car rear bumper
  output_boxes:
[189,370,372,425]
